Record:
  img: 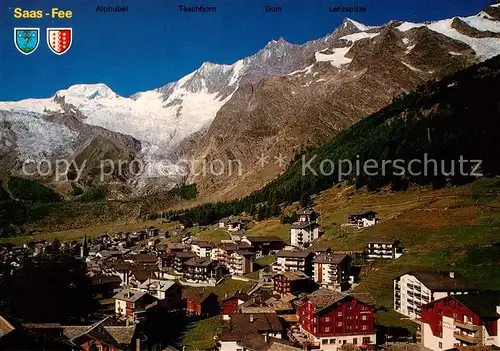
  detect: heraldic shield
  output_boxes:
[47,28,72,55]
[14,28,40,55]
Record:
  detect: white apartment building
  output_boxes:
[191,240,214,258]
[394,270,476,319]
[290,222,320,247]
[366,240,403,259]
[272,250,314,276]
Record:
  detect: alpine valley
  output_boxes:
[1,3,500,202]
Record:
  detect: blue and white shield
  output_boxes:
[14,28,40,55]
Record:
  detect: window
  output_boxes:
[353,338,358,345]
[362,325,367,330]
[325,316,330,322]
[337,321,342,327]
[322,340,328,345]
[439,342,443,349]
[362,315,367,320]
[337,311,342,316]
[325,327,330,332]
[363,337,371,344]
[330,339,336,344]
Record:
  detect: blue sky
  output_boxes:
[0,0,494,100]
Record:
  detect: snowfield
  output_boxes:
[3,111,79,162]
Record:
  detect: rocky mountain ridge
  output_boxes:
[0,4,499,199]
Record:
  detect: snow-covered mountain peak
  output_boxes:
[342,18,374,32]
[54,83,119,101]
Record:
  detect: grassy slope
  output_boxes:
[178,316,229,350]
[186,179,500,332]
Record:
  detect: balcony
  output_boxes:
[454,320,480,331]
[454,332,480,344]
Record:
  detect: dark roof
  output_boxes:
[131,269,155,282]
[219,242,252,251]
[274,270,310,281]
[189,292,218,304]
[305,289,376,314]
[191,240,214,249]
[184,257,213,268]
[453,292,500,319]
[0,316,15,339]
[397,270,476,291]
[173,251,197,259]
[23,323,62,329]
[222,293,251,303]
[313,253,348,264]
[224,313,284,338]
[91,275,122,285]
[113,289,148,302]
[246,236,284,243]
[133,254,157,263]
[276,250,313,259]
[348,210,377,216]
[290,222,318,229]
[63,316,136,348]
[112,262,132,271]
[235,250,254,256]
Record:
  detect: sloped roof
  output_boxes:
[230,313,284,335]
[453,291,500,319]
[113,289,148,302]
[189,292,218,304]
[246,236,285,243]
[313,253,348,264]
[63,316,136,349]
[184,257,213,267]
[305,289,376,314]
[276,250,313,258]
[290,222,317,229]
[130,269,154,282]
[133,254,157,263]
[191,240,214,249]
[397,270,476,291]
[0,316,15,339]
[275,270,310,281]
[104,325,136,345]
[138,278,176,292]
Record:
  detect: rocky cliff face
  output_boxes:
[180,6,500,201]
[1,4,499,200]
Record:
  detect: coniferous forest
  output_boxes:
[155,55,500,225]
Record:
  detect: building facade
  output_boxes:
[272,251,314,276]
[191,241,215,258]
[182,257,222,284]
[296,289,377,350]
[273,271,312,297]
[347,211,377,228]
[227,250,254,276]
[290,222,320,247]
[312,253,352,291]
[394,270,476,319]
[365,240,403,259]
[419,292,500,350]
